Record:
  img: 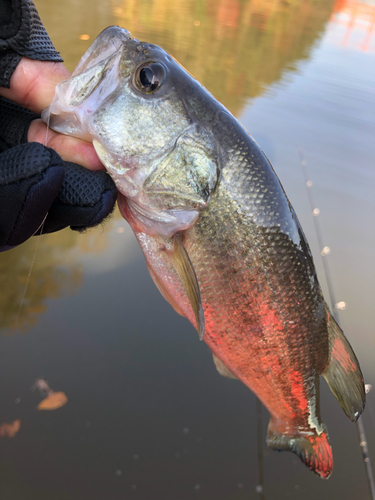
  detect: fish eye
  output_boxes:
[136,63,165,93]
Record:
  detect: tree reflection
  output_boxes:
[0,216,117,333]
[111,0,335,115]
[0,231,80,332]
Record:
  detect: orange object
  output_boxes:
[37,392,68,410]
[0,419,21,438]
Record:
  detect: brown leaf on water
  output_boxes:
[37,392,68,411]
[0,419,21,438]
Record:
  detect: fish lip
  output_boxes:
[69,26,136,83]
[97,25,134,40]
[42,29,132,139]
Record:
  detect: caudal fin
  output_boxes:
[322,306,365,422]
[266,420,333,479]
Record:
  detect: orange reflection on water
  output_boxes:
[217,0,240,29]
[330,0,375,51]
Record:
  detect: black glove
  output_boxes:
[0,1,118,252]
[0,97,117,251]
[0,0,63,89]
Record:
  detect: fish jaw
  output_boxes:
[42,27,133,141]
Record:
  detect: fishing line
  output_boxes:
[298,149,375,500]
[44,109,50,147]
[357,415,375,500]
[17,115,51,326]
[255,396,266,500]
[298,149,337,312]
[16,217,46,326]
[365,385,375,432]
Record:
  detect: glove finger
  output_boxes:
[0,0,63,89]
[0,96,39,152]
[0,143,65,250]
[43,162,117,234]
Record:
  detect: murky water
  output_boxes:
[1,0,374,498]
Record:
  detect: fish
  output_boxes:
[42,26,365,478]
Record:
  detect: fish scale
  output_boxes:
[43,26,365,479]
[190,182,326,402]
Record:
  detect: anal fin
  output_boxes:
[212,353,238,380]
[322,306,365,422]
[266,418,333,479]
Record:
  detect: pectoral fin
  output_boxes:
[168,234,205,340]
[322,306,365,422]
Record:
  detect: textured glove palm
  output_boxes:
[0,97,117,251]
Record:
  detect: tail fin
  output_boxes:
[322,306,365,422]
[266,420,333,479]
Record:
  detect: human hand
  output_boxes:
[0,58,117,252]
[0,57,103,170]
[0,0,119,252]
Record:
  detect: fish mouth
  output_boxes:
[42,26,136,140]
[71,26,135,77]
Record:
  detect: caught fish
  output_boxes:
[42,27,365,478]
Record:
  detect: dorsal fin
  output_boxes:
[322,306,365,422]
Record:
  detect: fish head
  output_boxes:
[44,26,220,236]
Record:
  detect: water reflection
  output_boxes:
[330,0,375,51]
[37,0,336,115]
[111,0,335,114]
[0,230,82,332]
[0,211,129,333]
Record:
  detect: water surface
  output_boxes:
[0,1,374,499]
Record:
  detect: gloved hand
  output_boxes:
[0,0,117,252]
[0,97,117,251]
